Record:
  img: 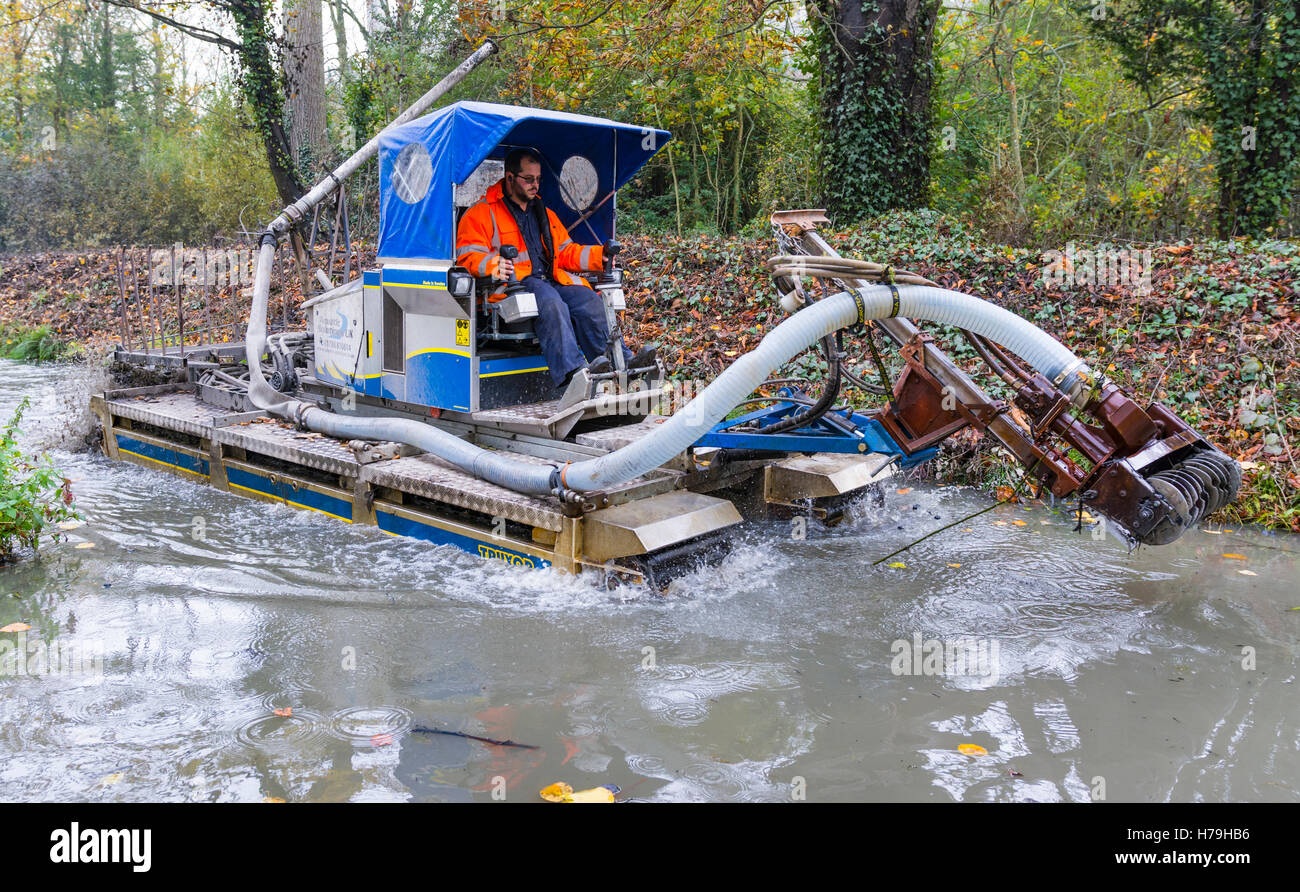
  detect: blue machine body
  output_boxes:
[694,390,935,468]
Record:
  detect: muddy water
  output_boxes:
[0,359,1296,802]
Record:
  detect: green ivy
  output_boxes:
[1086,0,1300,238]
[808,0,941,221]
[0,397,78,563]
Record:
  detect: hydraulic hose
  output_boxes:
[743,334,843,435]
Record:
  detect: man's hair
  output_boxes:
[504,148,541,174]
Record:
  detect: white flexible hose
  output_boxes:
[247,273,1093,495]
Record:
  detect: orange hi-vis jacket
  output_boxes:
[456,178,605,292]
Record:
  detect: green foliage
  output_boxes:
[0,325,79,363]
[1086,0,1300,238]
[0,397,78,562]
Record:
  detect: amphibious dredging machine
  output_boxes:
[91,42,1240,587]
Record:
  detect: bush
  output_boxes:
[0,397,78,562]
[0,325,80,363]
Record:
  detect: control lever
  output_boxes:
[491,245,538,324]
[597,240,629,374]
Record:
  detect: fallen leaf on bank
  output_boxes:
[1201,529,1222,534]
[1163,245,1194,256]
[996,486,1017,502]
[1222,553,1247,560]
[958,743,988,756]
[273,707,293,717]
[0,622,31,633]
[262,797,286,803]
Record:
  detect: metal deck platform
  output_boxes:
[90,381,895,582]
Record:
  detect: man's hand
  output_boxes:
[492,255,515,282]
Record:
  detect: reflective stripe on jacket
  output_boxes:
[456,178,605,288]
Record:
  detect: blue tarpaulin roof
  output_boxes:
[377,100,671,262]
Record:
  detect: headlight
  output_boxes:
[447,267,473,297]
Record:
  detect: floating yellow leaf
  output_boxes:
[0,622,30,633]
[74,542,95,549]
[895,487,912,495]
[1222,553,1247,561]
[101,772,124,786]
[1201,529,1221,535]
[888,561,907,569]
[370,733,393,747]
[1012,520,1027,526]
[56,520,84,531]
[539,782,574,802]
[1237,569,1257,576]
[262,797,286,803]
[958,743,988,756]
[272,707,293,717]
[567,785,619,803]
[539,782,617,803]
[947,563,962,568]
[991,521,1007,526]
[961,528,973,533]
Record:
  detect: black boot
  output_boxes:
[627,344,658,371]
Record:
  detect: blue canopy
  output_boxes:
[377,100,671,262]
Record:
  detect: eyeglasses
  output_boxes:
[511,173,542,185]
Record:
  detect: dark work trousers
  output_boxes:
[525,275,632,386]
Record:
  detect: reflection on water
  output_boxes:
[0,359,1296,801]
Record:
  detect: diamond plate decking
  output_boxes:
[215,419,379,478]
[103,388,240,438]
[362,452,566,531]
[575,416,669,451]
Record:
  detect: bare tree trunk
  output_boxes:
[328,0,348,83]
[283,0,327,172]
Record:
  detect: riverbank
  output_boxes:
[1,211,1295,530]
